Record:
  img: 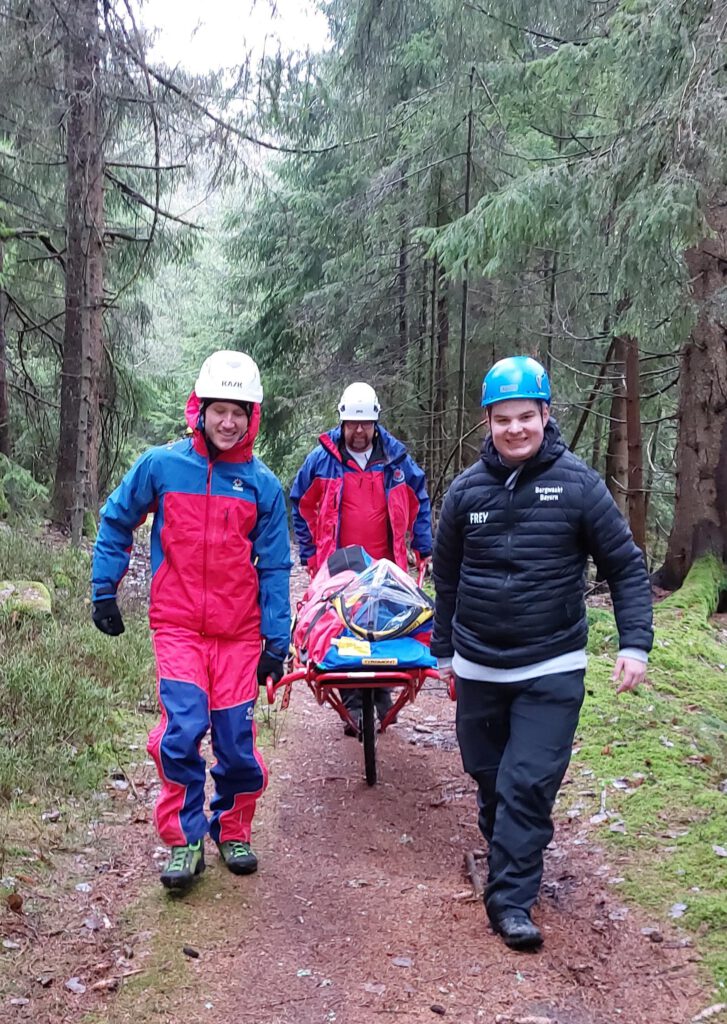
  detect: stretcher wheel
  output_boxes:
[361,688,377,786]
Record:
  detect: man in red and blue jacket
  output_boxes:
[91,351,291,892]
[290,382,432,730]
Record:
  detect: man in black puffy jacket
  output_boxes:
[432,355,653,951]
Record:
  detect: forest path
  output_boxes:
[1,675,708,1024]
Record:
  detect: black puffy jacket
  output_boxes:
[431,420,653,668]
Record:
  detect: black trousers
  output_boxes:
[340,686,394,720]
[455,668,585,922]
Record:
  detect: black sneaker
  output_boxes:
[160,840,205,891]
[217,840,258,875]
[494,910,543,951]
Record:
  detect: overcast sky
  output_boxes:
[141,0,329,72]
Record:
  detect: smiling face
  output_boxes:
[204,400,250,451]
[487,398,549,464]
[342,420,376,452]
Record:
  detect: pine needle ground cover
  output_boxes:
[573,557,727,986]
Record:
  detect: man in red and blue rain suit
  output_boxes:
[290,382,432,732]
[91,350,291,892]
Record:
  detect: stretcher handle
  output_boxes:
[266,669,307,706]
[416,558,430,588]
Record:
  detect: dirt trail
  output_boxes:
[1,675,710,1024]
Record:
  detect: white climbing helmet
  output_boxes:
[195,350,263,404]
[337,382,381,421]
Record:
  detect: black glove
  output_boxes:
[92,598,125,636]
[257,650,285,687]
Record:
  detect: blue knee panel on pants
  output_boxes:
[209,700,264,815]
[159,677,210,842]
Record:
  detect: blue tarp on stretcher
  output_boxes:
[314,633,436,671]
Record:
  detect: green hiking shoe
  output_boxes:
[160,840,205,891]
[217,840,258,875]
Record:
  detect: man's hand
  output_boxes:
[437,659,455,685]
[92,598,125,636]
[257,650,285,687]
[612,656,647,694]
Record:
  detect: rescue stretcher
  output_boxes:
[265,550,441,785]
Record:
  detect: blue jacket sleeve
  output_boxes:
[92,449,158,601]
[582,470,654,653]
[405,455,433,556]
[252,475,292,657]
[431,481,464,658]
[289,453,318,566]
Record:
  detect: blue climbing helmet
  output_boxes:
[481,355,551,408]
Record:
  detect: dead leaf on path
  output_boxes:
[6,892,23,914]
[64,977,86,994]
[669,902,688,918]
[36,973,54,987]
[391,955,412,968]
[363,982,386,995]
[712,845,727,858]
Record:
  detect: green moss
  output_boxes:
[83,509,98,542]
[573,556,727,985]
[0,580,53,617]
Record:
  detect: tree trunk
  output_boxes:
[455,67,474,476]
[398,179,408,362]
[592,415,604,475]
[569,338,615,453]
[605,335,628,515]
[435,275,449,473]
[414,260,428,397]
[85,113,104,522]
[624,334,646,555]
[427,257,438,482]
[52,0,103,538]
[0,244,10,458]
[659,202,727,589]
